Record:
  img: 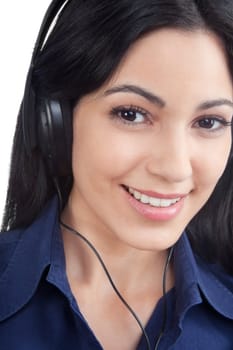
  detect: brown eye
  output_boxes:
[198,118,216,129]
[194,116,231,131]
[110,105,150,125]
[119,109,145,122]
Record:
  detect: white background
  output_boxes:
[0,1,50,223]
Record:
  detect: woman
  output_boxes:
[1,0,233,349]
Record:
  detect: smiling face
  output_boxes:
[67,29,233,251]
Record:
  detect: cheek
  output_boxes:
[72,122,147,180]
[194,137,232,191]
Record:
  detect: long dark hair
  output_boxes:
[2,0,233,273]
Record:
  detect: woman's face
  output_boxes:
[69,29,233,251]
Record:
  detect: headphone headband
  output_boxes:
[32,0,70,65]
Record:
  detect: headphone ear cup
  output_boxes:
[37,98,73,176]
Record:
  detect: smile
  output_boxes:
[122,185,187,221]
[122,186,186,221]
[128,187,181,208]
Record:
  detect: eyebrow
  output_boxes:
[104,84,166,108]
[197,99,233,111]
[104,83,233,111]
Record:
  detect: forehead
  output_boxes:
[102,28,233,102]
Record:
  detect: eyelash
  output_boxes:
[110,105,151,126]
[193,116,232,132]
[110,105,232,132]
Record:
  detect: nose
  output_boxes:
[146,131,193,183]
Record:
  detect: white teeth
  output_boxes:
[128,187,180,207]
[160,199,176,207]
[134,190,141,200]
[149,197,161,207]
[140,194,149,204]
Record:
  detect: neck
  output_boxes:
[60,209,174,298]
[60,198,175,350]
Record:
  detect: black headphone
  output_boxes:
[22,0,73,176]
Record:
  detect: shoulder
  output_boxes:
[0,197,59,277]
[174,233,233,321]
[0,229,24,276]
[171,237,233,348]
[197,255,233,290]
[196,255,233,318]
[0,197,59,273]
[0,197,59,322]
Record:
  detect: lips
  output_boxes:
[128,187,181,208]
[122,185,187,221]
[123,185,186,207]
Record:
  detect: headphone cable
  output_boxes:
[54,178,173,349]
[60,220,152,350]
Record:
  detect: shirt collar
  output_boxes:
[173,233,233,326]
[0,197,58,321]
[173,233,202,327]
[196,254,233,319]
[46,212,73,299]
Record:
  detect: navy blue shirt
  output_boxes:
[0,197,233,349]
